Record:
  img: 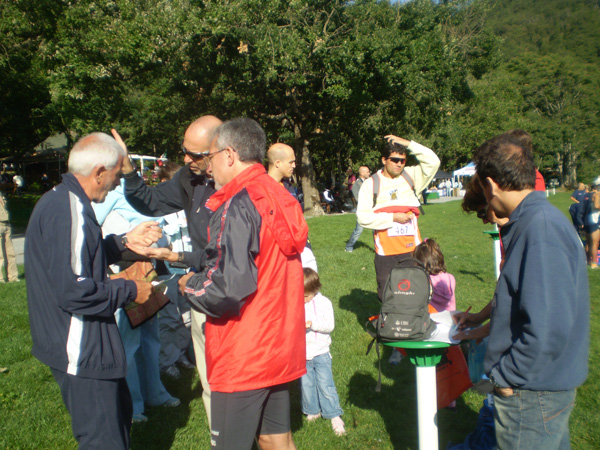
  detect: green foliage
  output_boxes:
[9,0,495,205]
[41,0,203,158]
[443,0,600,185]
[180,0,494,207]
[0,0,60,155]
[4,0,598,188]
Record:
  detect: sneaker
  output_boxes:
[132,413,148,423]
[161,397,181,408]
[345,248,353,253]
[306,413,321,422]
[331,416,346,436]
[388,349,403,364]
[162,365,181,379]
[177,355,195,369]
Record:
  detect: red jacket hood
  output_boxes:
[206,164,308,256]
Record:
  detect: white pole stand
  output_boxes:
[415,365,439,450]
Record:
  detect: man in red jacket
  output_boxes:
[180,118,308,450]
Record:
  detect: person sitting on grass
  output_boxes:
[301,268,346,436]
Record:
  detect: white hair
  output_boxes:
[68,132,125,176]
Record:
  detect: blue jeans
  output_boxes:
[345,221,364,251]
[300,353,343,419]
[494,388,575,450]
[116,309,176,415]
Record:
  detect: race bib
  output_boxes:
[388,220,416,237]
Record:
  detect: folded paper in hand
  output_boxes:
[110,261,170,328]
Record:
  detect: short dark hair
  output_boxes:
[157,162,181,181]
[303,268,321,295]
[505,129,533,151]
[473,134,536,191]
[413,239,446,275]
[461,173,486,213]
[215,118,266,163]
[381,141,407,159]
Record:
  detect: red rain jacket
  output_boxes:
[184,164,308,392]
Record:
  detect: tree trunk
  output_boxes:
[555,150,563,184]
[563,141,578,187]
[294,124,324,217]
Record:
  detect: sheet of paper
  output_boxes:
[425,311,461,344]
[151,274,176,296]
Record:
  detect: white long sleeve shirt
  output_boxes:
[305,292,335,360]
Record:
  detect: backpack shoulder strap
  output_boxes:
[401,171,415,190]
[372,172,380,208]
[401,170,425,216]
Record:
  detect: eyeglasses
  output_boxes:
[476,205,489,220]
[206,148,228,163]
[388,157,406,164]
[181,140,209,159]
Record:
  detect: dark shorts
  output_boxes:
[584,221,600,234]
[211,383,291,450]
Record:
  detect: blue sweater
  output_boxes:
[485,191,589,391]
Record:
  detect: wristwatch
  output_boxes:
[121,234,129,246]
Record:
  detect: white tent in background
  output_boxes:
[453,161,476,178]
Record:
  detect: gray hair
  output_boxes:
[68,132,125,176]
[215,118,266,163]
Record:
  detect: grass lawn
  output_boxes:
[1,191,598,449]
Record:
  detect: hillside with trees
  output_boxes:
[443,0,600,185]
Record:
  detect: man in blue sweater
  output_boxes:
[26,133,161,449]
[474,133,589,449]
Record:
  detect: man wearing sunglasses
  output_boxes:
[356,135,439,302]
[112,115,222,429]
[181,118,308,450]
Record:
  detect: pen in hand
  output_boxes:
[457,306,472,328]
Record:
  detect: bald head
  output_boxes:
[183,115,223,175]
[267,143,296,182]
[358,166,370,180]
[184,115,223,151]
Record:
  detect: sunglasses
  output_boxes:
[181,140,210,159]
[388,157,406,164]
[477,205,489,220]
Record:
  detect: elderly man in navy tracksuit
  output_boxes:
[26,132,160,449]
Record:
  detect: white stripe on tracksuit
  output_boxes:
[66,192,85,376]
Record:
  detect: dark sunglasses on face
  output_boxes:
[388,157,406,164]
[181,140,210,159]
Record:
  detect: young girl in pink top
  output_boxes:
[413,239,456,313]
[414,239,458,409]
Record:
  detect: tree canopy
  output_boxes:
[1,0,598,204]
